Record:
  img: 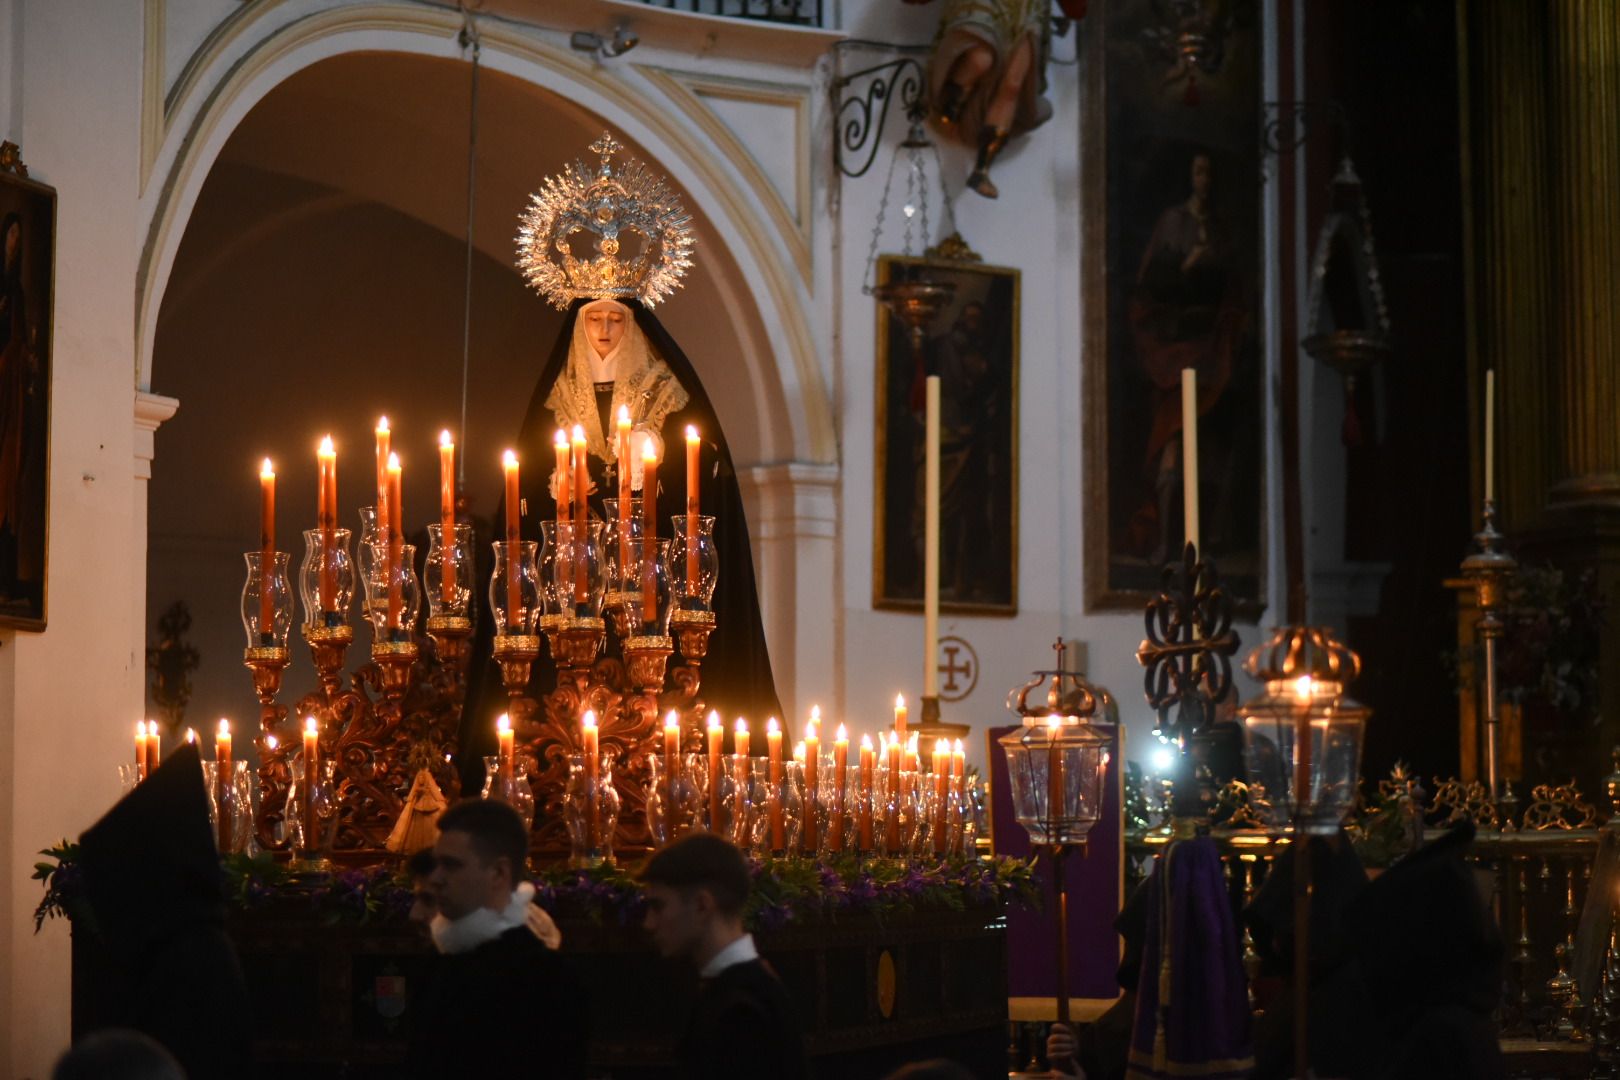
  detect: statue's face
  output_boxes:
[583,305,627,359]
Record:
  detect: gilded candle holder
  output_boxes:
[671,608,717,664]
[371,640,420,703]
[624,636,675,692]
[493,634,541,700]
[243,646,290,734]
[558,618,607,672]
[605,592,639,639]
[302,624,354,698]
[425,615,474,678]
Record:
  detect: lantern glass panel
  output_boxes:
[996,720,1110,846]
[1241,678,1367,836]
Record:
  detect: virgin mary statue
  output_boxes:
[464,134,782,766]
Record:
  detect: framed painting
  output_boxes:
[0,143,54,631]
[874,255,1018,615]
[1081,3,1266,615]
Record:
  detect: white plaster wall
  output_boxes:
[0,5,145,1077]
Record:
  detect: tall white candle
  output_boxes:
[1484,368,1495,505]
[1181,368,1200,553]
[924,374,941,698]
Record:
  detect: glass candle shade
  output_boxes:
[723,754,754,851]
[202,760,255,856]
[425,523,475,622]
[1240,676,1368,836]
[669,514,717,612]
[601,498,644,605]
[482,756,536,831]
[284,757,338,859]
[646,751,705,846]
[363,541,420,642]
[299,527,355,629]
[564,752,620,867]
[489,540,541,635]
[241,551,294,649]
[997,718,1111,847]
[356,506,384,625]
[747,758,804,856]
[552,521,608,621]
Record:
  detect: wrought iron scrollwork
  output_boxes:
[1135,543,1239,742]
[832,47,928,179]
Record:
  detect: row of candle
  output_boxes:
[258,414,706,636]
[494,697,971,858]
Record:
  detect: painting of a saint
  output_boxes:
[876,257,1018,614]
[0,161,53,629]
[1083,1,1263,612]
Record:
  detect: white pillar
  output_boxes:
[132,392,179,713]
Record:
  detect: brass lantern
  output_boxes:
[1239,626,1369,836]
[998,716,1112,847]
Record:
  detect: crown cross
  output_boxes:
[589,132,624,168]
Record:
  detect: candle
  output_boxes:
[259,458,275,639]
[859,734,875,852]
[906,731,920,775]
[496,713,514,780]
[803,719,820,852]
[215,718,233,851]
[1181,368,1199,553]
[894,694,908,741]
[1484,368,1496,504]
[767,718,785,852]
[582,710,600,851]
[924,375,940,698]
[952,737,965,793]
[617,405,634,573]
[831,724,849,851]
[375,417,391,541]
[503,450,521,631]
[732,719,751,849]
[885,732,901,854]
[386,451,403,632]
[573,425,588,606]
[707,710,724,831]
[1047,716,1064,839]
[303,716,320,852]
[642,435,659,626]
[664,710,681,837]
[146,720,160,775]
[734,717,750,758]
[685,425,701,595]
[439,430,456,606]
[932,738,949,855]
[554,429,571,525]
[135,721,148,783]
[318,436,337,613]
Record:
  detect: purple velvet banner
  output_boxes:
[987,723,1124,1005]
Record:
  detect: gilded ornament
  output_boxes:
[516,132,696,309]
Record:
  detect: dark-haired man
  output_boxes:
[640,833,808,1080]
[410,800,587,1078]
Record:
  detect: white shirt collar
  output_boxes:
[700,933,758,978]
[588,343,620,384]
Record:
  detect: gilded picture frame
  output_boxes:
[0,143,54,631]
[1080,2,1266,616]
[874,255,1019,616]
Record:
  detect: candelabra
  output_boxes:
[1461,498,1516,807]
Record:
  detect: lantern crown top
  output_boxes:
[1007,639,1108,727]
[516,132,695,310]
[1242,625,1360,688]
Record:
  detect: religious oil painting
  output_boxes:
[874,255,1018,615]
[1082,0,1265,613]
[0,153,53,630]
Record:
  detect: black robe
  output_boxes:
[410,925,589,1079]
[76,744,254,1080]
[463,299,782,783]
[678,957,809,1080]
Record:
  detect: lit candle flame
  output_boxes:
[387,451,401,471]
[836,723,849,742]
[767,717,780,736]
[686,424,699,443]
[319,435,335,456]
[496,714,511,735]
[571,424,586,445]
[185,728,197,744]
[664,711,680,733]
[1293,675,1314,703]
[305,716,318,736]
[618,405,631,427]
[503,449,518,468]
[707,709,722,732]
[440,429,453,448]
[147,719,159,738]
[953,738,963,754]
[895,693,906,709]
[642,434,658,464]
[376,416,389,434]
[553,429,568,450]
[582,710,598,732]
[260,458,274,480]
[860,733,873,750]
[218,718,231,737]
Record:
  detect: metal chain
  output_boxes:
[860,143,905,295]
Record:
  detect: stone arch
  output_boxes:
[134,2,834,466]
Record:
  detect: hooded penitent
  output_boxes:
[77,743,253,1080]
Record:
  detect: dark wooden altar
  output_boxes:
[72,905,1009,1079]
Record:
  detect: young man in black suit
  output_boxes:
[411,800,587,1078]
[640,834,810,1080]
